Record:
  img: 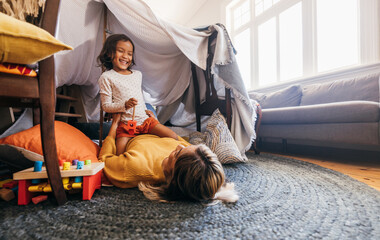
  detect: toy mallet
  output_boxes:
[127,106,137,136]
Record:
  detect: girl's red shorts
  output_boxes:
[116,117,159,138]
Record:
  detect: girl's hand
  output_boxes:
[145,110,156,118]
[125,98,138,110]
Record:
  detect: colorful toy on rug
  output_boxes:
[127,106,137,136]
[0,178,18,202]
[32,195,48,204]
[13,160,104,205]
[0,188,15,201]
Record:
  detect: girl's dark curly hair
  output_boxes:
[97,34,136,71]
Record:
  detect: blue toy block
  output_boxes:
[77,161,84,169]
[34,161,43,172]
[74,176,83,183]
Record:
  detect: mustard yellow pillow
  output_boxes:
[0,13,73,64]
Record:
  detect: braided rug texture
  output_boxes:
[1,152,379,240]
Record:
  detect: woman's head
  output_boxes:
[139,144,238,204]
[97,34,135,71]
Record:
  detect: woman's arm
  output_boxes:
[98,113,121,160]
[108,113,121,139]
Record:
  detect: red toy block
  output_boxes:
[32,195,48,204]
[18,180,34,205]
[0,179,12,188]
[3,180,18,189]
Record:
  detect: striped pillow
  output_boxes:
[189,109,244,164]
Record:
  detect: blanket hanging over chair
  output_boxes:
[54,0,256,159]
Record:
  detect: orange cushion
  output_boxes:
[0,121,99,163]
[0,63,37,77]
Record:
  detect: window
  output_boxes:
[226,0,380,90]
[316,0,358,72]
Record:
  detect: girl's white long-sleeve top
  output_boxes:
[98,69,147,125]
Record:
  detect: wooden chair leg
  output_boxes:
[33,103,40,126]
[253,104,262,155]
[99,108,103,147]
[39,57,67,205]
[225,88,232,130]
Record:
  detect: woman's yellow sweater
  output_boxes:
[98,134,190,188]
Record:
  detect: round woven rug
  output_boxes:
[1,152,379,239]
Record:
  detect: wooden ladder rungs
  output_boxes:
[56,94,78,101]
[55,112,82,118]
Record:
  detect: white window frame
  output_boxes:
[224,0,380,92]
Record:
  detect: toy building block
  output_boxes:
[34,161,43,171]
[72,176,83,189]
[72,159,79,166]
[32,195,48,204]
[59,160,66,167]
[63,162,71,171]
[0,179,12,188]
[28,183,46,192]
[62,177,72,190]
[43,184,52,192]
[31,161,43,184]
[77,161,84,169]
[74,176,83,183]
[0,188,15,201]
[3,180,18,189]
[17,180,33,205]
[72,182,82,189]
[85,160,91,165]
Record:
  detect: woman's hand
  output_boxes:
[112,113,121,125]
[125,98,138,110]
[145,110,156,119]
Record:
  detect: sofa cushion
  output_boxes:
[300,73,380,106]
[249,85,302,109]
[259,122,379,146]
[261,101,380,124]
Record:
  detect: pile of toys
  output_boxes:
[0,162,17,202]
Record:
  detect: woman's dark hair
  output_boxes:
[97,34,135,70]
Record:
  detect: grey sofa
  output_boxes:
[249,73,380,158]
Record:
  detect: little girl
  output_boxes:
[97,34,178,155]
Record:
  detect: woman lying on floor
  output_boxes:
[98,113,238,204]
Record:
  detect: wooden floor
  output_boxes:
[272,153,380,192]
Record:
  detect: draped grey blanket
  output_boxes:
[42,0,256,158]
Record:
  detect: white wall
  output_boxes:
[185,0,227,28]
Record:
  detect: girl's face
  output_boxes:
[111,40,133,74]
[162,145,197,178]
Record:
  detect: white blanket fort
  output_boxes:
[54,0,257,159]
